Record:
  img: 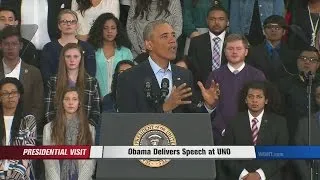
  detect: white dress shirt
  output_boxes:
[239,110,266,180]
[209,31,226,64]
[3,59,21,79]
[227,62,245,74]
[4,116,14,171]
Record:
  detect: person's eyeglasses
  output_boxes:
[59,20,77,25]
[264,25,283,31]
[1,91,19,98]
[298,56,320,63]
[2,41,20,49]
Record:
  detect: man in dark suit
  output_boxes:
[0,26,43,127]
[223,81,288,180]
[187,6,229,85]
[0,7,39,68]
[247,15,300,82]
[294,83,320,180]
[117,20,219,113]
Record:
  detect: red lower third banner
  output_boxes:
[0,146,91,159]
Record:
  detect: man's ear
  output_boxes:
[145,40,152,51]
[14,20,18,26]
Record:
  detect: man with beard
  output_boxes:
[117,20,219,113]
[187,6,229,85]
[247,15,300,83]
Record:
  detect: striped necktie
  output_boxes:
[212,37,221,71]
[251,118,259,145]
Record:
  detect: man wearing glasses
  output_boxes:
[247,15,300,82]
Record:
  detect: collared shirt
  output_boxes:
[209,31,226,64]
[265,40,281,58]
[239,109,266,180]
[3,59,22,79]
[148,56,173,98]
[227,62,245,73]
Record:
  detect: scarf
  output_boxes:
[60,118,79,180]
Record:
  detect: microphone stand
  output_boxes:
[307,73,318,180]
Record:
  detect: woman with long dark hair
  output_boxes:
[0,77,36,179]
[43,87,95,180]
[126,0,182,57]
[88,13,133,97]
[102,60,134,112]
[71,0,119,41]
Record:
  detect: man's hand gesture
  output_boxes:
[197,80,220,109]
[162,83,192,112]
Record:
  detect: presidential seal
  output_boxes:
[133,124,177,168]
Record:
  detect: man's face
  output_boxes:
[264,23,285,42]
[207,10,228,35]
[145,23,177,62]
[0,36,21,60]
[297,51,320,74]
[224,40,248,65]
[245,88,268,114]
[0,11,18,29]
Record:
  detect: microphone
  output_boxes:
[144,78,153,101]
[160,78,169,101]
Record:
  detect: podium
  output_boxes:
[96,113,216,180]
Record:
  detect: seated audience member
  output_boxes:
[295,83,320,180]
[0,7,39,68]
[41,9,96,84]
[174,56,188,69]
[278,46,320,143]
[0,26,43,124]
[187,6,229,86]
[247,15,299,82]
[71,0,120,41]
[103,60,134,112]
[223,81,288,180]
[229,0,285,46]
[43,87,95,180]
[88,13,133,97]
[127,0,182,57]
[117,20,219,113]
[206,34,266,144]
[0,77,37,179]
[45,43,100,129]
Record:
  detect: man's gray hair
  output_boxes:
[143,19,170,41]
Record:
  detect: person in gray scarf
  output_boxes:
[43,87,96,180]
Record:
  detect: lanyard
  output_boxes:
[308,5,320,46]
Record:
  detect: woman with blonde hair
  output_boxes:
[44,43,100,140]
[43,87,95,180]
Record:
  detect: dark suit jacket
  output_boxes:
[247,42,299,82]
[294,113,320,180]
[187,32,227,84]
[117,60,205,113]
[222,112,288,180]
[0,60,44,125]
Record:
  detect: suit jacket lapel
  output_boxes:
[145,61,160,96]
[171,65,182,87]
[256,113,270,145]
[19,61,28,83]
[241,113,255,145]
[204,33,213,69]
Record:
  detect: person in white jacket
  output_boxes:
[43,87,96,180]
[72,0,120,41]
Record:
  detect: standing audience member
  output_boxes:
[0,26,44,126]
[278,46,320,143]
[43,87,95,180]
[45,43,100,130]
[119,0,130,27]
[117,20,219,113]
[71,0,120,41]
[88,13,133,97]
[247,15,299,82]
[102,60,134,112]
[206,34,266,144]
[187,6,229,86]
[0,77,37,180]
[127,0,182,57]
[41,9,96,84]
[230,0,285,46]
[223,81,288,180]
[0,7,39,68]
[295,82,320,180]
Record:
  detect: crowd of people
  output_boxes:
[0,0,319,179]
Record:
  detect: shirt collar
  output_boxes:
[148,56,172,75]
[3,58,22,71]
[227,62,245,73]
[209,31,226,41]
[248,109,265,122]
